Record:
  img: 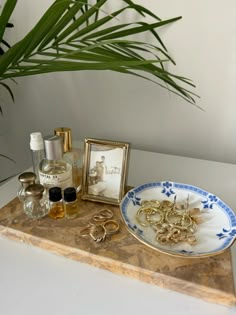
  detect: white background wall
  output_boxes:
[1,0,236,181]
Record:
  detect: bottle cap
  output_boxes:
[25,184,44,198]
[49,187,62,202]
[18,172,36,183]
[64,187,77,202]
[44,135,63,160]
[54,127,72,153]
[30,132,44,151]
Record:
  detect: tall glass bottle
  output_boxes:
[39,135,73,190]
[54,127,83,190]
[30,132,45,182]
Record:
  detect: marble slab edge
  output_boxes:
[0,225,235,307]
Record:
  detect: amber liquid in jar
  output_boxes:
[48,187,65,219]
[64,201,78,219]
[49,204,64,219]
[64,187,79,219]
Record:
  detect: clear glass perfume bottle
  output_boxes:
[39,135,73,190]
[30,132,45,183]
[54,127,83,191]
[64,187,79,219]
[48,187,65,219]
[24,184,49,219]
[17,172,36,203]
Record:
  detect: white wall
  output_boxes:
[1,0,236,181]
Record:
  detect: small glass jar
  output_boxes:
[24,184,49,219]
[64,187,79,219]
[48,187,64,219]
[17,172,36,203]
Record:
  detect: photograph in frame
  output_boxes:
[81,139,130,205]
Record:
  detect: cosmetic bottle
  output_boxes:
[24,184,49,219]
[54,127,83,190]
[48,187,64,219]
[64,187,79,219]
[17,172,36,203]
[30,132,45,182]
[39,135,73,190]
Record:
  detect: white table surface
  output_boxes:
[0,145,236,315]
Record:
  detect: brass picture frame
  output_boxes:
[81,138,130,205]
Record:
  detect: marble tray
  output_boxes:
[0,195,235,306]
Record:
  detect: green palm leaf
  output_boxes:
[0,0,17,42]
[53,0,108,45]
[0,0,198,105]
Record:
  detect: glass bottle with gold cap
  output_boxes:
[54,127,82,190]
[17,172,36,203]
[24,184,49,219]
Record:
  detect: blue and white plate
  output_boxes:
[120,181,236,258]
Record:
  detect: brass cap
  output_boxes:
[25,184,44,198]
[54,127,72,153]
[18,172,36,183]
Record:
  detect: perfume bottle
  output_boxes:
[17,172,36,203]
[64,187,79,219]
[39,135,73,190]
[54,127,83,190]
[48,187,64,219]
[30,132,45,182]
[24,184,49,219]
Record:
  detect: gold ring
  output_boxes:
[103,220,119,234]
[146,208,164,225]
[136,208,149,227]
[79,226,91,238]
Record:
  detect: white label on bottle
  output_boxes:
[39,170,73,190]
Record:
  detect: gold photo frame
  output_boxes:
[81,138,130,205]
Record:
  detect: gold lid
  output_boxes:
[18,172,36,183]
[54,127,72,153]
[25,184,44,199]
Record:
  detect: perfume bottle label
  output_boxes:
[39,170,72,189]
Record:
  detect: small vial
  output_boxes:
[24,184,49,219]
[48,187,64,219]
[64,187,79,219]
[17,172,36,203]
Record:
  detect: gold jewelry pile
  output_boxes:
[136,197,202,246]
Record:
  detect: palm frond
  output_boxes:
[0,0,17,42]
[0,0,198,104]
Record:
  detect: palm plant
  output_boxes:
[0,0,198,107]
